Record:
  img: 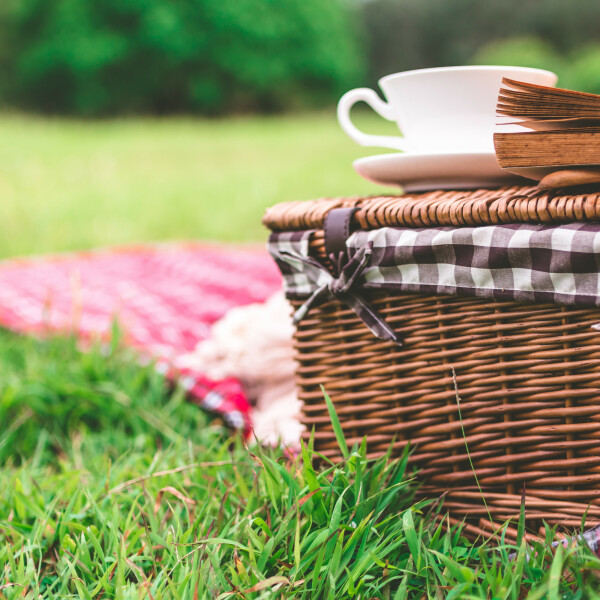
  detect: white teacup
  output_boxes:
[337,65,558,154]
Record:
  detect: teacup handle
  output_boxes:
[337,88,408,152]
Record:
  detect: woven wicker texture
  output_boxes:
[292,288,600,536]
[266,185,600,537]
[263,185,600,232]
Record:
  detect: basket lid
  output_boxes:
[262,185,600,232]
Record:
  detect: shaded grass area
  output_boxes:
[0,112,387,259]
[2,330,600,597]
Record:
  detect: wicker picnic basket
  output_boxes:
[264,185,600,540]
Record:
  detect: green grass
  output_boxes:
[2,331,600,598]
[0,111,390,258]
[2,113,600,597]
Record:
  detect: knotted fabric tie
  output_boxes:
[278,242,402,345]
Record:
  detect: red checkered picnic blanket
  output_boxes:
[0,243,282,430]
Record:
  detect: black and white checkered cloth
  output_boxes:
[269,223,600,307]
[270,231,401,343]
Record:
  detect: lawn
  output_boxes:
[0,112,386,258]
[2,332,600,598]
[1,112,600,598]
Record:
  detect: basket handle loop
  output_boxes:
[324,207,359,271]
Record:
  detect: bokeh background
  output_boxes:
[1,0,600,257]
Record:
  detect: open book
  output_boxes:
[494,78,600,169]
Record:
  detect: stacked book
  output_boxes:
[494,78,600,187]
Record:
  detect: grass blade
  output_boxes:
[321,385,349,459]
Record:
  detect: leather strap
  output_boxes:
[324,207,358,265]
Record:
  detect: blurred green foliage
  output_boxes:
[562,46,600,95]
[3,0,600,115]
[363,0,600,93]
[473,37,600,95]
[0,0,365,115]
[472,37,566,77]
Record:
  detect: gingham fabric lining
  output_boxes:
[267,230,319,296]
[269,223,600,307]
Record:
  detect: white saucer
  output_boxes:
[353,151,531,192]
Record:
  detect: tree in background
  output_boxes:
[2,0,365,115]
[475,37,600,95]
[5,0,600,116]
[362,0,600,92]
